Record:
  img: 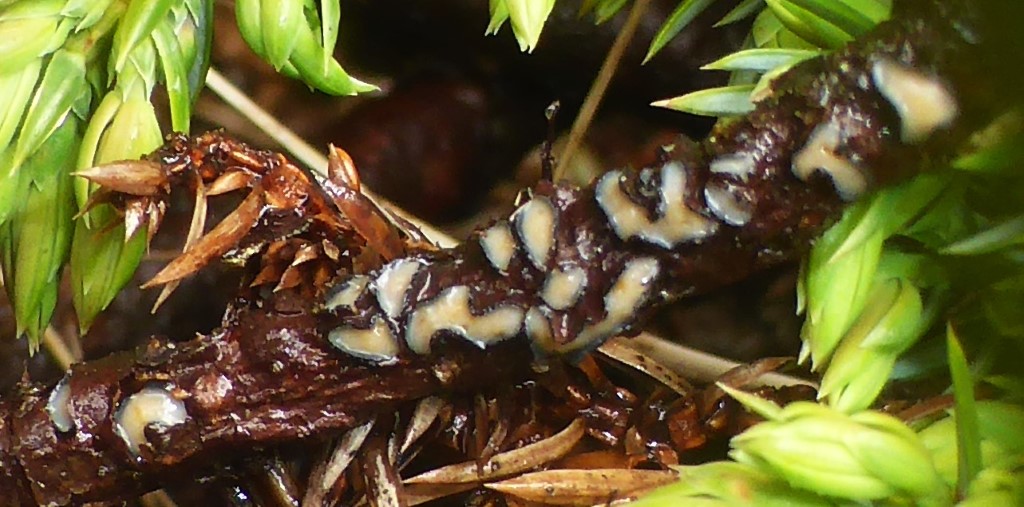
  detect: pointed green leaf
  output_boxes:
[0,157,30,225]
[505,0,555,52]
[645,0,715,63]
[702,48,819,72]
[151,21,191,132]
[953,111,1024,174]
[75,90,122,211]
[748,63,793,101]
[14,49,87,166]
[946,324,982,496]
[0,58,42,156]
[0,0,63,75]
[940,215,1024,256]
[260,0,303,69]
[60,0,92,18]
[286,19,376,95]
[111,0,174,73]
[183,0,206,22]
[95,95,163,166]
[180,0,213,103]
[715,0,764,27]
[320,0,340,72]
[827,173,949,263]
[593,0,629,24]
[486,0,510,35]
[0,117,79,349]
[751,8,817,49]
[114,38,158,99]
[819,277,925,412]
[652,84,755,117]
[70,218,148,333]
[779,0,882,37]
[839,0,889,25]
[73,0,119,32]
[717,383,784,421]
[235,0,266,55]
[801,207,886,367]
[763,0,853,49]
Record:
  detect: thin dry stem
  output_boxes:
[552,0,653,181]
[42,325,78,371]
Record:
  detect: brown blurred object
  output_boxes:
[655,268,804,362]
[317,77,500,222]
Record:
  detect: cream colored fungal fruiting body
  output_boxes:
[324,275,370,311]
[406,286,524,354]
[329,317,400,364]
[46,374,73,433]
[512,197,557,270]
[541,267,587,310]
[709,152,757,181]
[114,385,188,456]
[564,257,660,353]
[704,183,753,226]
[374,259,422,318]
[480,223,516,272]
[872,58,958,143]
[791,121,867,200]
[596,162,717,248]
[524,306,556,352]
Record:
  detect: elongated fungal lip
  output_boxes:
[374,259,423,318]
[595,163,717,248]
[46,374,74,433]
[872,58,958,143]
[324,275,370,311]
[113,384,189,457]
[406,286,524,354]
[329,316,401,364]
[791,121,867,200]
[704,183,752,226]
[541,267,587,310]
[512,197,557,269]
[480,223,517,273]
[559,258,660,355]
[709,152,757,181]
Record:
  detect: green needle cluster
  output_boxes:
[637,0,1024,505]
[0,0,418,349]
[0,0,212,347]
[729,399,947,503]
[71,1,213,333]
[234,0,375,96]
[630,461,838,506]
[487,0,556,53]
[799,174,951,412]
[652,0,888,115]
[920,401,1024,505]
